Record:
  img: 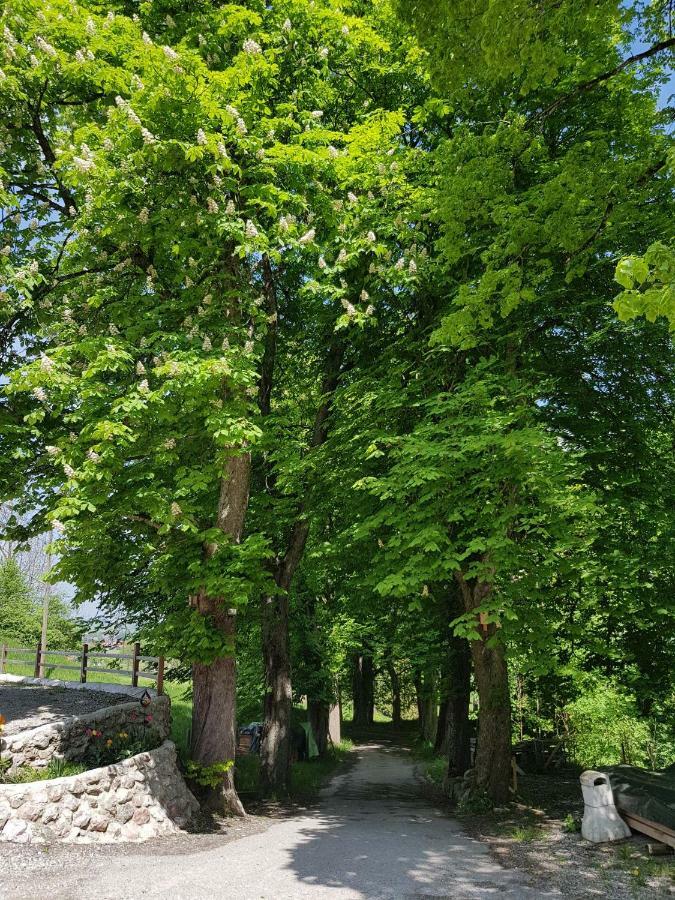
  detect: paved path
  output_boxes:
[2,742,557,899]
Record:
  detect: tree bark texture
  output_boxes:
[456,570,512,803]
[415,669,438,743]
[189,452,250,817]
[387,662,402,725]
[308,698,330,756]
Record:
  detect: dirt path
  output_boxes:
[1,741,554,899]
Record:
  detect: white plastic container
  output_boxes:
[580,770,631,843]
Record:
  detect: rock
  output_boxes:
[3,819,29,842]
[62,794,80,812]
[115,805,133,824]
[132,808,150,826]
[72,810,91,829]
[89,815,108,833]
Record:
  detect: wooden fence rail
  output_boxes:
[0,642,164,695]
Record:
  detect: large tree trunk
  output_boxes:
[190,453,250,816]
[308,698,329,756]
[387,662,402,725]
[191,608,244,816]
[439,637,472,777]
[456,570,512,803]
[260,590,292,794]
[352,653,374,726]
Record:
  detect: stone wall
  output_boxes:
[0,740,199,843]
[1,695,171,769]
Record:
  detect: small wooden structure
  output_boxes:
[0,642,164,694]
[619,809,675,850]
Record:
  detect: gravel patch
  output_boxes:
[0,684,131,735]
[457,773,675,898]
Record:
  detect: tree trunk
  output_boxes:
[308,698,329,756]
[415,669,438,743]
[352,653,374,726]
[189,452,250,817]
[456,570,511,803]
[440,637,472,777]
[191,608,244,816]
[260,590,292,795]
[387,662,402,725]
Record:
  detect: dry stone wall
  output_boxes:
[1,690,170,769]
[0,740,199,843]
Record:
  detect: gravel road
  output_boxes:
[1,741,555,899]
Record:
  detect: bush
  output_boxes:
[566,682,673,769]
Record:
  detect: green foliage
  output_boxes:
[185,758,234,789]
[567,682,672,769]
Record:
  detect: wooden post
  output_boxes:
[80,642,89,684]
[0,644,7,674]
[131,642,140,688]
[156,655,165,696]
[34,640,41,678]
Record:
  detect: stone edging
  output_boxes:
[0,675,170,769]
[0,673,157,699]
[0,740,199,843]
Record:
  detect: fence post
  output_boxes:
[0,644,7,674]
[34,640,41,678]
[156,656,165,696]
[80,642,89,684]
[131,642,140,688]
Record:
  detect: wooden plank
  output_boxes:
[620,811,675,849]
[86,666,134,677]
[80,642,88,683]
[156,656,164,696]
[85,652,135,660]
[131,642,140,688]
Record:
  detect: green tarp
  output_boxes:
[603,764,675,831]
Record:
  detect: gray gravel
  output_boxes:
[0,684,131,735]
[0,742,552,899]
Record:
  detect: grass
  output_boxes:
[0,758,87,784]
[234,739,354,800]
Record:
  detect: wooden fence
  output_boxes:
[0,642,164,695]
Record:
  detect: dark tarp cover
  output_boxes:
[603,764,675,831]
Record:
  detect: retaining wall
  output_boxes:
[0,740,199,843]
[0,675,170,769]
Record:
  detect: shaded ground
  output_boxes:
[1,741,547,899]
[0,684,131,735]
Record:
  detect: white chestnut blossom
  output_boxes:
[136,361,146,375]
[318,256,327,269]
[245,220,258,238]
[78,325,88,336]
[341,299,356,317]
[206,197,219,214]
[366,304,375,316]
[243,39,262,55]
[40,354,54,372]
[109,324,119,335]
[328,145,338,158]
[75,49,85,63]
[196,128,207,145]
[87,449,100,463]
[33,386,47,403]
[164,438,176,450]
[170,502,182,517]
[337,248,347,263]
[236,117,247,135]
[218,142,229,158]
[395,257,405,270]
[408,259,417,273]
[347,192,358,203]
[46,445,59,456]
[341,25,349,35]
[282,18,292,32]
[142,31,153,45]
[162,45,179,61]
[86,17,96,35]
[36,36,57,56]
[202,336,212,351]
[225,200,236,215]
[138,379,150,393]
[360,289,369,302]
[138,207,149,224]
[1,246,10,256]
[311,110,323,119]
[299,228,315,244]
[319,47,329,59]
[63,463,76,478]
[52,519,65,533]
[366,230,376,242]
